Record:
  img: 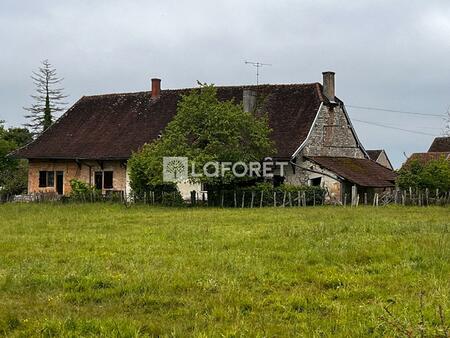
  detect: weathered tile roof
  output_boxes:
[403,152,450,167]
[14,83,326,160]
[366,150,382,161]
[428,137,450,152]
[307,156,397,187]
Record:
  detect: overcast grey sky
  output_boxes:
[1,0,449,167]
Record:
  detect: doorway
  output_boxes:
[56,171,64,195]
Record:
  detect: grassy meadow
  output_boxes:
[0,203,449,337]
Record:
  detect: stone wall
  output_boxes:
[28,160,127,195]
[284,160,343,202]
[301,104,365,158]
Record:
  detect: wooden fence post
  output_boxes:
[282,191,286,207]
[351,185,357,207]
[260,191,263,208]
[298,191,301,207]
[241,191,245,208]
[273,191,276,207]
[234,191,237,208]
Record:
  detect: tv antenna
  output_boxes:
[245,61,272,85]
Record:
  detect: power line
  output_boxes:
[353,118,437,136]
[347,105,446,118]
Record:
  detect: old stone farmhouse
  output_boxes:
[13,72,396,202]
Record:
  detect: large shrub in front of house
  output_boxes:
[396,156,450,192]
[128,83,274,196]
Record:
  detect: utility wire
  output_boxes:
[347,105,446,118]
[353,118,437,136]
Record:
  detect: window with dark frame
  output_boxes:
[47,171,54,187]
[38,171,55,188]
[94,171,114,190]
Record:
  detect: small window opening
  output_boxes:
[311,177,322,186]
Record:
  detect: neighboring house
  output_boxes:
[403,152,450,167]
[428,136,450,152]
[366,149,394,170]
[13,72,395,202]
[403,136,450,168]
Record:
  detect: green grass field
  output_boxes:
[0,204,449,337]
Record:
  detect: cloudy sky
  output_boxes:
[1,0,449,167]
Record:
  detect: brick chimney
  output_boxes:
[322,71,335,102]
[151,78,161,99]
[243,89,257,113]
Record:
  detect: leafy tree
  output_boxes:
[129,84,274,194]
[0,121,32,199]
[24,60,68,134]
[397,156,450,191]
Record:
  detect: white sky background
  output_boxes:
[1,0,449,168]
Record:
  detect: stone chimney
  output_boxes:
[322,71,335,102]
[151,78,161,99]
[243,89,257,113]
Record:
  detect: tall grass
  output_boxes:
[0,204,449,336]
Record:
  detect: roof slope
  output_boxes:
[14,84,324,160]
[308,156,396,187]
[428,137,450,152]
[403,152,450,167]
[366,150,382,161]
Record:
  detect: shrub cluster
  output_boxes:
[397,156,450,192]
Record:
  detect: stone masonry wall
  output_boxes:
[28,160,127,195]
[301,104,365,158]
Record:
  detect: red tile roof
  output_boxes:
[428,137,450,152]
[307,156,396,187]
[14,84,325,160]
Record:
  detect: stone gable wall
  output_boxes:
[301,104,365,158]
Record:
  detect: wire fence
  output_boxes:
[2,187,450,207]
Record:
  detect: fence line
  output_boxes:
[2,186,450,207]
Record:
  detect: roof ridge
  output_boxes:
[81,82,321,99]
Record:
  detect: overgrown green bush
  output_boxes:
[69,179,98,201]
[397,156,450,191]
